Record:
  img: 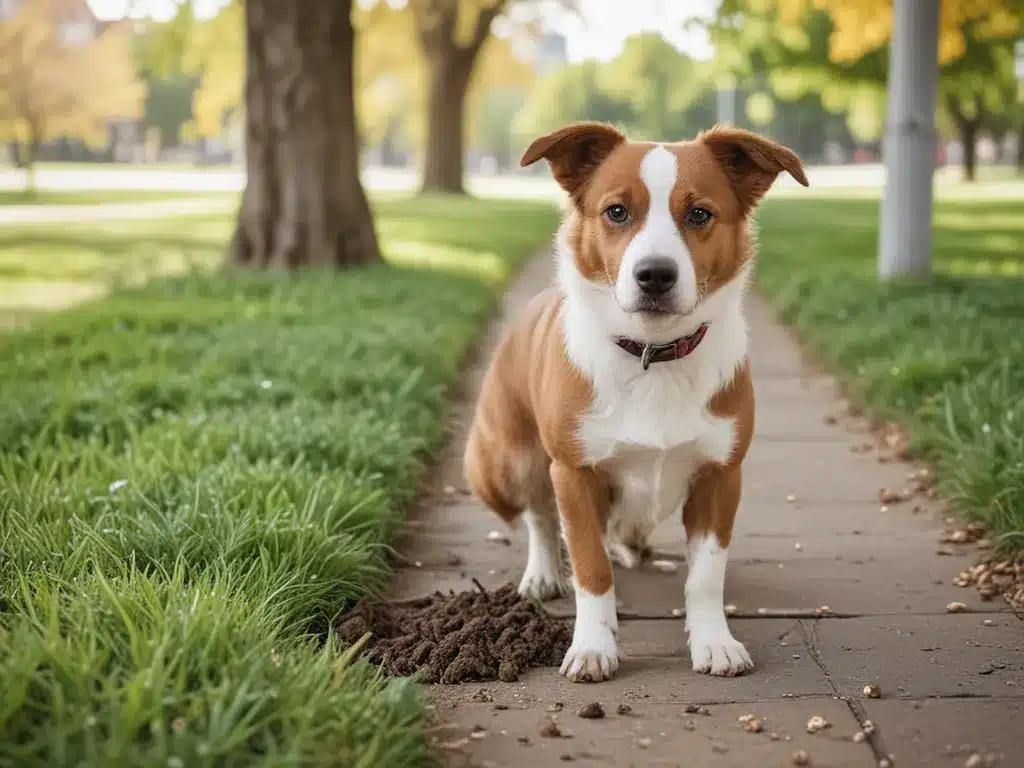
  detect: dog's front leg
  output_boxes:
[550,461,618,683]
[683,464,753,676]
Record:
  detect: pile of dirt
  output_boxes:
[336,583,572,684]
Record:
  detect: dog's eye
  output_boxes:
[685,207,712,227]
[603,204,630,225]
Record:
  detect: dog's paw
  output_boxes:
[559,632,620,683]
[518,566,568,602]
[689,634,753,677]
[606,537,643,570]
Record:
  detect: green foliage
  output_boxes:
[0,195,559,766]
[143,74,197,148]
[600,33,713,139]
[754,191,1024,552]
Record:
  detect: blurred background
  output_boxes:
[2,0,1021,198]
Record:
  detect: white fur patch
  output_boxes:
[556,220,751,562]
[685,534,752,676]
[560,583,619,682]
[615,146,699,314]
[518,508,568,601]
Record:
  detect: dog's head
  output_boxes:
[522,122,808,340]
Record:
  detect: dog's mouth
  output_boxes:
[632,297,678,316]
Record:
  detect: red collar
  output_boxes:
[615,323,709,371]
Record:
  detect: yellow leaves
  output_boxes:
[0,0,143,143]
[188,2,243,137]
[768,0,1020,64]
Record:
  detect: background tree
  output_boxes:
[600,33,714,141]
[708,0,1022,179]
[0,0,144,193]
[230,0,381,269]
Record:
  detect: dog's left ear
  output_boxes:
[698,126,809,213]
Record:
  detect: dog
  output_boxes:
[464,121,808,683]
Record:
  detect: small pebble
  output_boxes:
[853,731,867,743]
[671,608,683,617]
[616,703,632,715]
[725,604,738,615]
[540,722,563,738]
[547,702,564,713]
[651,559,679,574]
[770,732,781,741]
[577,702,605,719]
[879,760,891,768]
[712,744,729,754]
[806,715,831,734]
[863,683,882,699]
[637,738,652,749]
[786,494,797,503]
[983,619,995,627]
[795,542,803,551]
[792,749,811,766]
[965,755,983,768]
[946,601,968,613]
[486,530,510,544]
[744,718,763,733]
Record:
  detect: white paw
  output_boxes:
[559,630,619,683]
[689,634,753,677]
[606,537,643,569]
[518,566,568,601]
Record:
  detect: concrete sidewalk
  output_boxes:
[391,252,1022,768]
[0,196,236,226]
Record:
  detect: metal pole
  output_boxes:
[877,0,941,279]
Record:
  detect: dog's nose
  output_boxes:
[633,257,678,296]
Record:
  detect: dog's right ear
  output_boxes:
[520,122,626,202]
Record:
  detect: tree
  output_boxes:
[600,33,715,140]
[0,0,144,193]
[231,0,380,269]
[939,27,1018,181]
[771,0,1020,66]
[408,0,510,193]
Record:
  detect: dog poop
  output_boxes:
[336,583,571,684]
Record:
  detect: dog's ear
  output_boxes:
[520,122,626,202]
[698,125,809,213]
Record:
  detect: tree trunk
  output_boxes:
[1017,126,1024,175]
[231,0,380,269]
[960,119,978,182]
[415,1,506,195]
[420,50,474,194]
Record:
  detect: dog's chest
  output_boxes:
[578,370,737,535]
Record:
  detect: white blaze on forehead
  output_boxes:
[614,145,699,312]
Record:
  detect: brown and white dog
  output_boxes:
[464,122,808,683]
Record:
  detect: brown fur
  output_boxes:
[465,123,807,595]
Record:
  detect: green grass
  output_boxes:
[0,194,559,767]
[754,191,1024,552]
[0,189,221,206]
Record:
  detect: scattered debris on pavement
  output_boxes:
[577,702,605,719]
[863,683,882,698]
[806,715,831,734]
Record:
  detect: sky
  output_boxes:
[86,0,717,62]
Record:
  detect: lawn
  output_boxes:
[754,190,1024,553]
[0,195,559,767]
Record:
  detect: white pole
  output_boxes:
[877,0,941,279]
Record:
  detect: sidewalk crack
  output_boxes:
[800,619,893,766]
